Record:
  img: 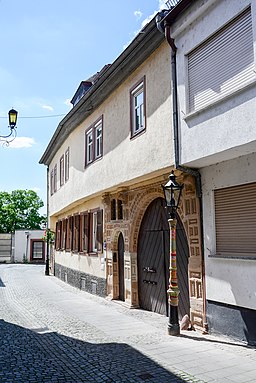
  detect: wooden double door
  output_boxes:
[137,198,190,317]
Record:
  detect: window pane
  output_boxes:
[87,130,93,163]
[60,156,64,186]
[135,91,143,108]
[54,165,57,192]
[32,241,44,259]
[95,124,102,158]
[131,81,144,136]
[65,148,69,182]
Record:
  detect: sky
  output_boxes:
[0,0,168,214]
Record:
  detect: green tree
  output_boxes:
[0,190,46,233]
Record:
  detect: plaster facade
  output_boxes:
[171,0,256,168]
[201,152,256,311]
[171,0,256,344]
[49,43,173,216]
[14,230,45,263]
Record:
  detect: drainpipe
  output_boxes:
[157,14,208,333]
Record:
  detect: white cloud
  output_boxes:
[134,10,143,20]
[124,1,169,50]
[41,104,54,112]
[140,1,167,28]
[64,98,72,107]
[8,137,36,149]
[159,0,168,10]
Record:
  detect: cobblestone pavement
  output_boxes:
[0,265,255,383]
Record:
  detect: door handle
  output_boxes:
[143,279,157,285]
[143,267,156,273]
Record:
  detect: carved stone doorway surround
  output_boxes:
[102,172,204,328]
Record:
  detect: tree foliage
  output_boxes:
[0,190,46,233]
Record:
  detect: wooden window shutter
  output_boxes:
[96,209,103,252]
[188,7,254,112]
[82,212,89,253]
[54,222,58,249]
[55,221,62,250]
[61,219,67,250]
[73,215,80,252]
[66,218,70,250]
[214,182,256,257]
[68,216,73,251]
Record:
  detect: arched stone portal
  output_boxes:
[137,197,190,318]
[103,172,204,328]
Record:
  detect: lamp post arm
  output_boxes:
[0,128,17,146]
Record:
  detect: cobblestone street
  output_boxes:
[0,264,255,383]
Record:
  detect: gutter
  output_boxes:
[156,2,208,333]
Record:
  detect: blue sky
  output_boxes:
[0,0,167,213]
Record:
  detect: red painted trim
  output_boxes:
[30,239,45,263]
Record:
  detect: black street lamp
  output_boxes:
[9,109,18,129]
[0,109,18,145]
[162,170,183,335]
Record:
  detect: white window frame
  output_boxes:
[86,128,93,165]
[60,155,64,187]
[95,121,102,159]
[65,147,69,182]
[85,117,103,167]
[130,77,146,137]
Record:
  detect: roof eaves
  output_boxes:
[39,17,164,166]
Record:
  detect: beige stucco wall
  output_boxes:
[51,195,105,278]
[55,251,104,278]
[49,42,173,216]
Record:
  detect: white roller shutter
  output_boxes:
[214,182,256,257]
[188,7,255,113]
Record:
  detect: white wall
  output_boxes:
[201,152,256,310]
[14,230,45,263]
[173,0,256,167]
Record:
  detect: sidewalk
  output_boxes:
[1,264,256,383]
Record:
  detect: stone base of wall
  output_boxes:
[207,300,256,346]
[54,263,107,297]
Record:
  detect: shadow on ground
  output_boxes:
[0,319,187,383]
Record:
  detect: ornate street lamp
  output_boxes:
[0,109,18,145]
[162,170,183,335]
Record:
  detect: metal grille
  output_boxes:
[188,7,254,112]
[214,182,256,256]
[165,0,181,9]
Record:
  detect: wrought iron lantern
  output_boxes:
[8,109,18,129]
[162,170,183,218]
[0,109,18,145]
